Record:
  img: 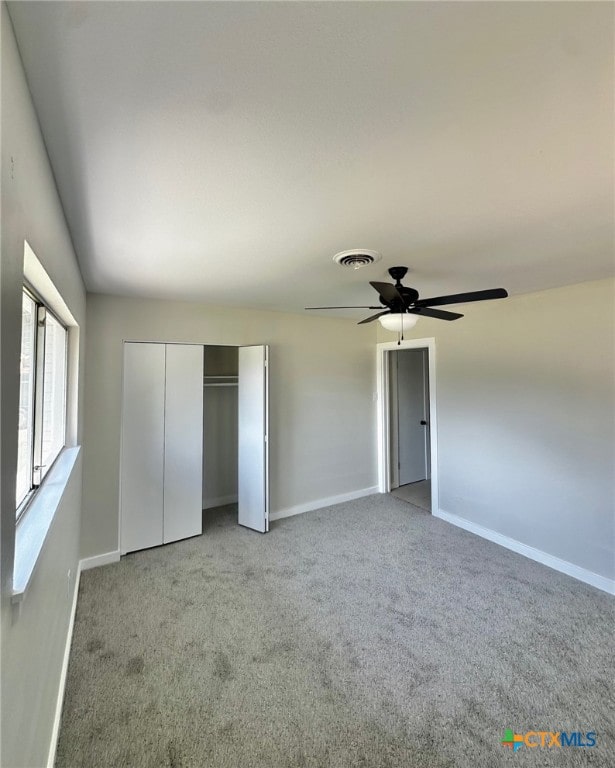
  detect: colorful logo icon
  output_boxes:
[502,729,524,752]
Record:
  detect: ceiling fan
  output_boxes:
[306,267,508,332]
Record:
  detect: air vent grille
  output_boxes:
[332,249,381,269]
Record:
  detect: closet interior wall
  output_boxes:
[203,346,239,510]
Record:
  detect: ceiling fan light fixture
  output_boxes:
[332,249,381,269]
[378,313,419,332]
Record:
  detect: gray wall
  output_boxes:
[81,295,377,558]
[378,278,615,581]
[1,5,86,766]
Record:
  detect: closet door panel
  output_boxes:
[238,344,269,533]
[120,343,165,553]
[163,344,204,544]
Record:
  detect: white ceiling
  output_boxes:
[7,1,614,317]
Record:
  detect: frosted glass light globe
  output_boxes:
[378,313,419,332]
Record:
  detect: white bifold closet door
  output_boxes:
[120,342,203,554]
[120,343,166,553]
[163,344,204,544]
[238,345,269,533]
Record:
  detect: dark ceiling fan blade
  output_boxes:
[369,281,404,305]
[408,307,463,321]
[358,310,391,325]
[305,306,382,310]
[414,288,508,308]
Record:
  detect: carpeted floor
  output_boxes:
[57,496,614,767]
[390,480,431,511]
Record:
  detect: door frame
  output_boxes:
[376,337,439,513]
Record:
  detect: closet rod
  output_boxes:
[204,383,238,388]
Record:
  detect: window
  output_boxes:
[16,293,36,507]
[16,288,67,517]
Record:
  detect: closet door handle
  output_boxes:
[420,420,428,426]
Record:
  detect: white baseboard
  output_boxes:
[80,550,120,571]
[434,508,615,596]
[203,494,238,510]
[47,561,82,768]
[270,486,379,522]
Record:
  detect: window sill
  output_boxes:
[12,446,81,604]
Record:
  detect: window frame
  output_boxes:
[16,284,68,522]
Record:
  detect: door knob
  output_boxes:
[420,420,428,426]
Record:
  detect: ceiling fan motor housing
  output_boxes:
[384,267,418,308]
[400,286,419,305]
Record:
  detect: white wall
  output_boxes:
[1,5,86,766]
[81,294,377,558]
[378,278,615,581]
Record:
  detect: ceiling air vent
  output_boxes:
[332,249,381,269]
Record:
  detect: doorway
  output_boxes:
[389,348,431,511]
[376,338,438,514]
[202,345,239,520]
[202,344,270,533]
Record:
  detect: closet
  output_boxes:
[119,342,269,555]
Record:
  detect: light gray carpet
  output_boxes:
[57,496,614,767]
[390,480,431,512]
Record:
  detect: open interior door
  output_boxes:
[397,348,429,485]
[238,345,269,532]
